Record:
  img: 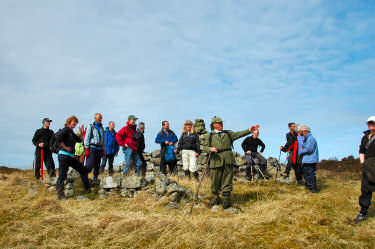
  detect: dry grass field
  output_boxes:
[1,158,375,248]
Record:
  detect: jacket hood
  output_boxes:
[364,130,371,135]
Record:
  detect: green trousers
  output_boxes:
[210,163,233,195]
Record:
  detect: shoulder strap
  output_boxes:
[365,134,375,150]
[209,132,213,146]
[222,130,233,149]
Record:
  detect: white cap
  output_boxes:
[367,116,375,123]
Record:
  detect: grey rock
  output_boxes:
[150,158,161,166]
[64,189,74,197]
[121,176,148,189]
[155,179,167,196]
[235,157,246,166]
[67,169,81,179]
[145,176,155,184]
[120,189,133,198]
[239,166,247,172]
[100,176,119,189]
[99,194,107,199]
[166,202,179,209]
[224,207,240,214]
[166,183,179,195]
[153,166,160,172]
[76,195,89,200]
[168,192,181,202]
[211,205,220,213]
[152,150,161,158]
[65,183,73,189]
[98,189,107,195]
[48,186,55,192]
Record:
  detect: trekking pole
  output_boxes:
[188,153,211,215]
[275,150,281,180]
[40,148,44,181]
[250,154,254,181]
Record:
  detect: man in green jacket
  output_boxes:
[204,117,259,209]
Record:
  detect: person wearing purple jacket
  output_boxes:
[296,124,305,186]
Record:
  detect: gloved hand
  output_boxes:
[102,150,105,157]
[85,148,90,157]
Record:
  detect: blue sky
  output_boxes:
[0,0,374,169]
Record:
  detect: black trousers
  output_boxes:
[160,158,176,175]
[138,151,147,176]
[359,170,373,216]
[34,149,56,179]
[56,154,90,196]
[100,154,115,173]
[85,148,102,177]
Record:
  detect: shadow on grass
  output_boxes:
[232,190,277,205]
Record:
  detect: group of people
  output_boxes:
[32,114,375,221]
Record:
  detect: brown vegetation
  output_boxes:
[0,158,374,248]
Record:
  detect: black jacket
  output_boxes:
[241,136,265,153]
[360,130,375,159]
[177,133,201,154]
[137,129,145,153]
[32,127,54,152]
[282,131,297,153]
[55,126,82,154]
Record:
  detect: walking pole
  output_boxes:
[40,148,44,181]
[188,153,211,215]
[275,150,281,180]
[250,154,254,181]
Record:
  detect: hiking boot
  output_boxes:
[193,171,199,182]
[222,193,231,209]
[297,180,304,186]
[353,213,366,223]
[309,189,317,194]
[57,193,67,200]
[185,170,190,180]
[108,169,113,176]
[83,188,91,194]
[208,194,221,208]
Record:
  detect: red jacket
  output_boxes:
[115,122,139,152]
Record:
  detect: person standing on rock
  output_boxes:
[280,122,298,179]
[354,116,375,223]
[299,125,319,193]
[241,129,268,180]
[55,116,90,200]
[137,122,147,177]
[176,120,201,181]
[84,113,106,180]
[99,121,119,176]
[155,120,178,175]
[116,115,143,176]
[204,116,259,209]
[32,118,56,179]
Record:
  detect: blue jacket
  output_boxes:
[300,133,319,164]
[155,130,178,149]
[104,127,119,155]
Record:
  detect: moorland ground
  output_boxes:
[1,157,374,248]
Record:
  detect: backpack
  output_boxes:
[49,132,61,154]
[165,145,176,162]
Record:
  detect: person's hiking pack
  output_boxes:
[49,130,61,154]
[165,145,176,162]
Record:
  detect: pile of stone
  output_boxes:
[98,173,193,208]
